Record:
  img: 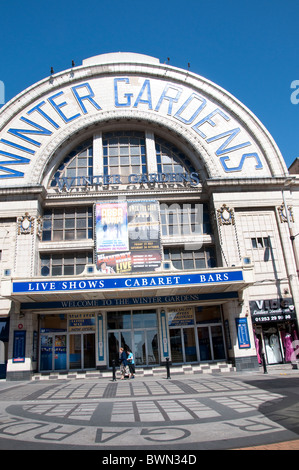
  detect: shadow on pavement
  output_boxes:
[242,376,299,437]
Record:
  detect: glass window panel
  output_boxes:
[65,168,76,178]
[109,147,118,156]
[172,260,182,269]
[76,218,86,228]
[130,156,140,165]
[65,231,75,240]
[52,266,62,276]
[53,231,63,241]
[109,157,119,165]
[42,231,51,241]
[64,265,74,275]
[77,158,87,167]
[119,147,129,155]
[65,219,75,229]
[107,312,131,330]
[130,147,140,156]
[183,259,194,269]
[77,230,86,239]
[76,265,85,275]
[53,219,63,229]
[120,156,130,165]
[43,219,52,230]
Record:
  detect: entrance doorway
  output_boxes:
[197,325,226,361]
[107,309,159,367]
[40,333,67,371]
[169,327,197,363]
[69,333,96,370]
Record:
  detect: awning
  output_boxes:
[1,266,254,309]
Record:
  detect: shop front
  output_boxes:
[37,304,227,373]
[7,266,253,376]
[250,298,299,365]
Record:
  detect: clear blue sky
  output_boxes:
[0,0,298,168]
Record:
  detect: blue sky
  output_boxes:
[0,0,298,168]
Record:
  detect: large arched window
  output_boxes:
[155,137,196,174]
[49,131,200,189]
[51,139,93,187]
[103,131,147,177]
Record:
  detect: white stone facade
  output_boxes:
[0,52,298,379]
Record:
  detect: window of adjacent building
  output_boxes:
[164,247,216,270]
[42,207,93,241]
[251,237,270,249]
[160,203,211,237]
[40,252,93,276]
[103,131,147,177]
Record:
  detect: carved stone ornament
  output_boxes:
[217,204,235,225]
[36,216,43,239]
[18,212,34,235]
[278,204,294,223]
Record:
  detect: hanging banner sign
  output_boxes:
[96,200,161,273]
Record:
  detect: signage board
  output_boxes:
[95,200,161,274]
[250,298,296,323]
[235,318,250,349]
[13,270,243,294]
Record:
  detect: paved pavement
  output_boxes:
[0,366,299,451]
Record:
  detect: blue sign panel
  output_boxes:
[13,270,243,294]
[13,330,26,363]
[21,291,239,311]
[235,318,251,349]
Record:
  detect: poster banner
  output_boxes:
[96,200,161,273]
[95,202,128,252]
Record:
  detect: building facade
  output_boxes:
[0,52,299,380]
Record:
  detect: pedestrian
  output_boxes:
[127,349,135,378]
[119,347,129,380]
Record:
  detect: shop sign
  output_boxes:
[168,307,194,326]
[13,270,243,293]
[250,298,296,323]
[68,313,95,332]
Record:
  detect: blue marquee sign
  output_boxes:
[13,270,244,294]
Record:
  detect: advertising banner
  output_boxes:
[96,200,161,273]
[95,202,128,253]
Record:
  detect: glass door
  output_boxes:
[197,327,212,361]
[197,324,226,361]
[108,330,131,367]
[170,327,197,363]
[69,333,95,370]
[40,333,67,371]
